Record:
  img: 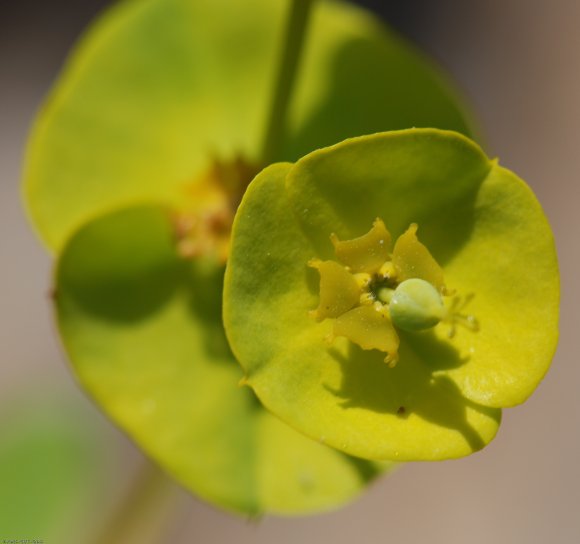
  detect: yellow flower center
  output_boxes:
[173,155,259,263]
[309,219,478,367]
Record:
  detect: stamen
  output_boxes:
[443,294,479,338]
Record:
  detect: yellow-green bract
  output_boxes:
[223,128,560,462]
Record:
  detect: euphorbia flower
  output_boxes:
[308,218,478,368]
[224,128,559,461]
[24,0,477,514]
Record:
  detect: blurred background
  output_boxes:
[1,0,578,542]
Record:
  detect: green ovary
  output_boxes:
[310,219,477,365]
[389,279,445,332]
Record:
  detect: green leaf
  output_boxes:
[0,398,106,540]
[224,129,559,461]
[24,0,473,252]
[55,203,390,515]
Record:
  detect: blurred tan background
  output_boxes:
[1,0,578,542]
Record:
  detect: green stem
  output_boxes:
[94,460,181,544]
[261,0,314,165]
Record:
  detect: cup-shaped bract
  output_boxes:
[223,129,559,461]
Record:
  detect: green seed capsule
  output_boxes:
[389,278,445,332]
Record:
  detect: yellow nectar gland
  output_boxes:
[309,219,478,365]
[174,155,259,263]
